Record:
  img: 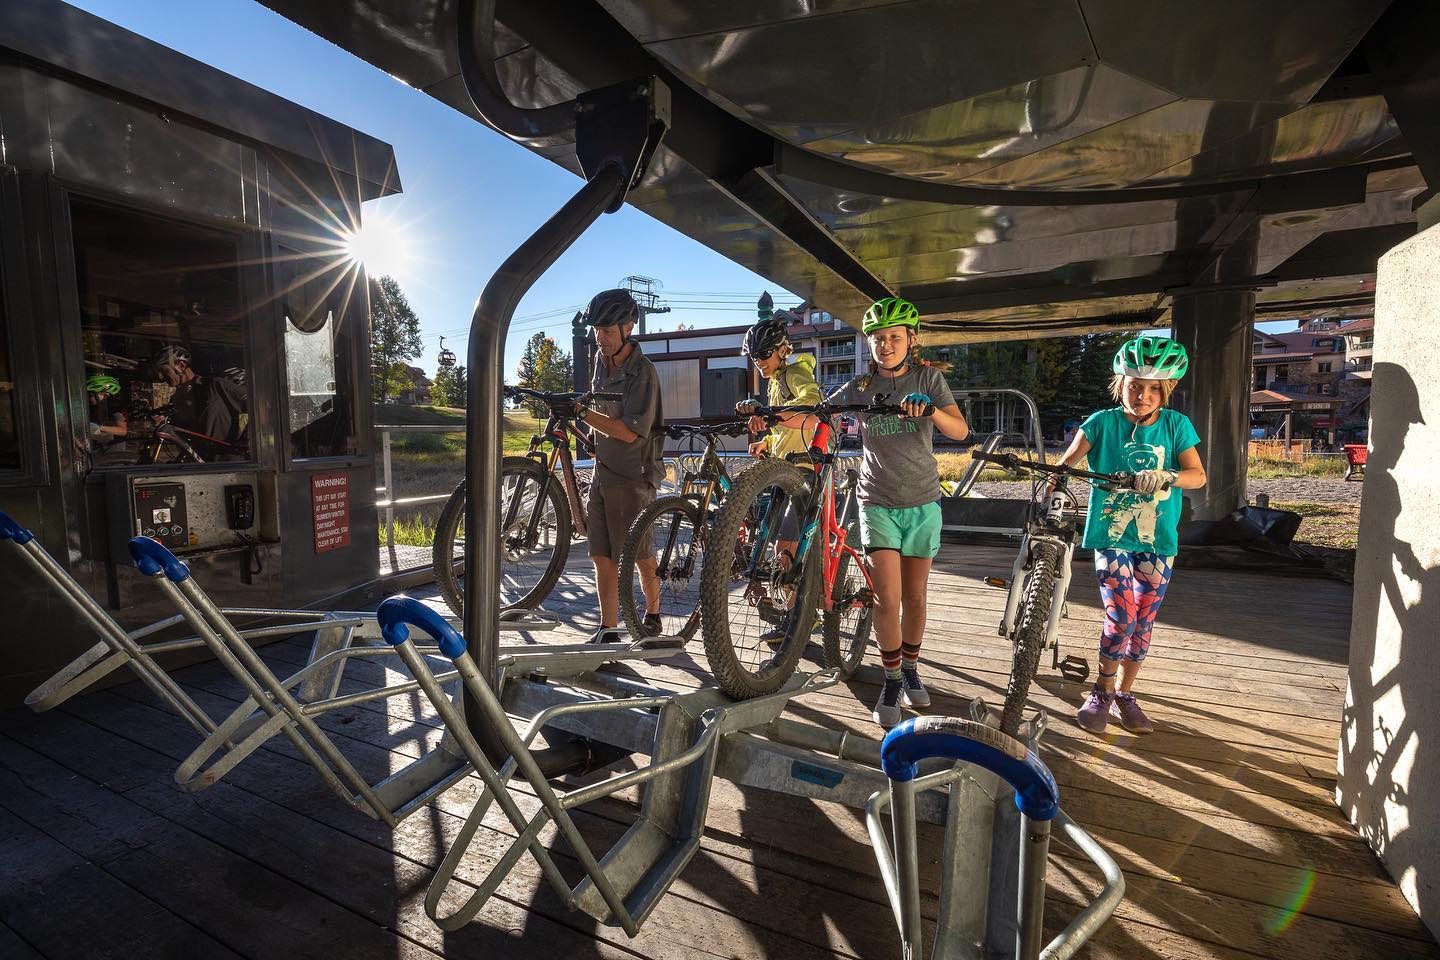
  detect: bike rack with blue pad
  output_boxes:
[869,717,1124,960]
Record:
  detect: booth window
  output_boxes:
[277,246,357,459]
[70,197,250,467]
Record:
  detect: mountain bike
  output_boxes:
[616,420,753,643]
[699,396,912,699]
[432,385,619,614]
[133,404,249,464]
[969,449,1144,736]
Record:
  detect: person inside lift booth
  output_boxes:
[568,289,666,643]
[151,344,249,459]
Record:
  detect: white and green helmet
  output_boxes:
[1113,335,1188,380]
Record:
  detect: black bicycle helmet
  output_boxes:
[583,288,639,328]
[741,314,789,359]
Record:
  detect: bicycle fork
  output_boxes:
[998,534,1076,653]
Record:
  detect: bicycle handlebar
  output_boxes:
[504,385,622,406]
[664,421,750,440]
[972,450,1134,488]
[743,394,933,423]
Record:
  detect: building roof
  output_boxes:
[262,1,1424,341]
[1252,352,1314,364]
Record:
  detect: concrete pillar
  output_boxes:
[1337,221,1440,938]
[1170,285,1255,521]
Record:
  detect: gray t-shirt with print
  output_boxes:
[830,365,954,508]
[590,342,665,489]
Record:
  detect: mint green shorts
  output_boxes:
[860,502,942,558]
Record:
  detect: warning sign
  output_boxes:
[311,472,351,553]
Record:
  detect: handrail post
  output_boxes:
[382,428,397,572]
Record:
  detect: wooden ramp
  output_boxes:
[0,544,1433,960]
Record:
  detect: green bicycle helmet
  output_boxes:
[86,374,121,395]
[1113,335,1188,380]
[862,297,921,334]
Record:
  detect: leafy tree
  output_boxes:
[431,364,467,408]
[516,333,573,417]
[369,275,423,403]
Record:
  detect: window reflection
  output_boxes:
[71,197,250,466]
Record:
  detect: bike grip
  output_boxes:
[377,596,466,660]
[0,510,35,545]
[970,449,1008,465]
[880,717,1060,821]
[128,537,191,582]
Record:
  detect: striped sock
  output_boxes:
[900,641,921,670]
[881,646,902,679]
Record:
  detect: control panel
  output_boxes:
[107,470,278,557]
[133,482,189,548]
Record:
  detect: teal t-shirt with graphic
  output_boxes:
[1079,407,1200,555]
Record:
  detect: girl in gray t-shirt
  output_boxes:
[830,298,969,728]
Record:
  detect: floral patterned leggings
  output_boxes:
[1094,549,1174,663]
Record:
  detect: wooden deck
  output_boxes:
[1,543,1434,960]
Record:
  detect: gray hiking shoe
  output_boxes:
[874,677,904,728]
[900,667,930,708]
[1111,692,1154,734]
[1076,686,1116,735]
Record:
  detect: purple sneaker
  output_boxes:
[1076,686,1116,734]
[1111,692,1154,734]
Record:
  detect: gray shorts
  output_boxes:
[587,480,656,560]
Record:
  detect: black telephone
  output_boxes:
[224,484,255,530]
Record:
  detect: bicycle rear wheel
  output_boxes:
[619,494,706,642]
[699,458,814,699]
[1000,539,1063,737]
[822,550,874,679]
[432,456,572,615]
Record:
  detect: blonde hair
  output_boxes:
[1110,375,1177,404]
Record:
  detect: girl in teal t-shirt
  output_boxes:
[1049,336,1206,737]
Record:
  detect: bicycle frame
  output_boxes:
[655,428,740,580]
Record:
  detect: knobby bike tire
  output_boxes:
[619,494,705,643]
[699,457,813,699]
[1000,539,1063,738]
[431,456,572,615]
[822,550,874,678]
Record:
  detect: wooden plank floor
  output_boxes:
[1,543,1435,960]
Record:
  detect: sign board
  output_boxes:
[311,472,351,553]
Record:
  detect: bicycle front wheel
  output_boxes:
[822,550,874,679]
[699,458,814,699]
[619,494,706,642]
[431,456,573,615]
[1001,539,1063,737]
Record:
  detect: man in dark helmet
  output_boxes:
[572,288,665,641]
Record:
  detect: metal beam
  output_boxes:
[717,169,892,302]
[1364,0,1440,190]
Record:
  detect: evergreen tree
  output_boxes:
[369,275,423,403]
[431,364,467,408]
[516,332,573,416]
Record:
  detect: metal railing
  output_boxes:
[375,423,467,574]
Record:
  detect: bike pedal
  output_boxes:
[984,576,1009,589]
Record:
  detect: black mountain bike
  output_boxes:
[969,449,1144,736]
[432,386,619,614]
[699,396,912,699]
[616,420,752,643]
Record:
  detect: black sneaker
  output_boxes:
[641,613,663,637]
[761,614,791,648]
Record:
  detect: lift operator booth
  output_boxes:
[0,0,401,704]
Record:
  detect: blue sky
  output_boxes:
[64,0,1296,380]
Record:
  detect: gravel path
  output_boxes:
[971,476,1364,506]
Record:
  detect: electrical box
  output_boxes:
[132,482,189,549]
[106,470,277,559]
